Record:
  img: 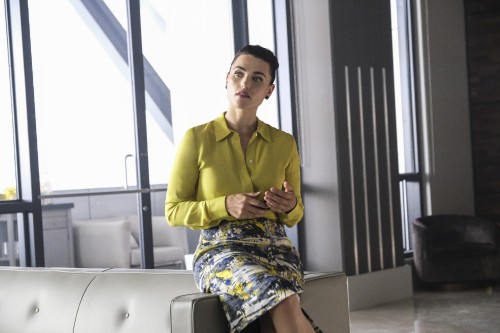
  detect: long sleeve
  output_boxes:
[277,138,304,227]
[165,128,229,229]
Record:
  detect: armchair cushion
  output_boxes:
[128,215,189,251]
[130,246,185,267]
[73,219,131,268]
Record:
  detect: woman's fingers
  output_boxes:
[226,192,268,219]
[226,182,298,218]
[264,182,297,214]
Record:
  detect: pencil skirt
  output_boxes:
[193,218,304,333]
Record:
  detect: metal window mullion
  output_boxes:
[7,0,44,267]
[231,0,249,52]
[126,0,154,269]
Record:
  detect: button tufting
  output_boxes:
[34,307,40,313]
[125,312,130,318]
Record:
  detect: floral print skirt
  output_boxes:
[193,218,304,333]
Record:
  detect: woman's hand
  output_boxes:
[264,181,297,214]
[225,192,269,219]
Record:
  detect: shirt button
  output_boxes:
[249,160,253,163]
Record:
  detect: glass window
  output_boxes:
[4,0,283,267]
[392,0,418,174]
[247,0,279,128]
[29,0,278,194]
[29,1,136,192]
[391,0,422,252]
[142,0,233,187]
[161,1,233,145]
[0,0,18,201]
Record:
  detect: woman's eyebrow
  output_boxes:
[233,66,267,77]
[233,65,246,71]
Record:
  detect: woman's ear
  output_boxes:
[265,84,275,99]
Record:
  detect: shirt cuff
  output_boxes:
[279,203,303,227]
[208,196,231,221]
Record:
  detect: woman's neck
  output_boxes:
[225,109,258,135]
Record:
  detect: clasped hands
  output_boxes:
[225,181,297,219]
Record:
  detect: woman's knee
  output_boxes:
[270,295,302,316]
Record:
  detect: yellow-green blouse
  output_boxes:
[165,113,304,230]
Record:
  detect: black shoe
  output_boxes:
[302,308,324,333]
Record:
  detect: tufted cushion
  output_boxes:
[73,269,199,333]
[0,267,104,333]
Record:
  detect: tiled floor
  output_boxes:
[349,283,500,333]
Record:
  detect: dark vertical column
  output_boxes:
[329,0,404,275]
[231,0,249,53]
[126,0,154,269]
[7,0,44,266]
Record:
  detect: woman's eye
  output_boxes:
[253,76,264,82]
[234,71,244,77]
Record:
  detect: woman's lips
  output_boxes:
[236,91,250,98]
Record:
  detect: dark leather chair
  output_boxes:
[412,215,500,283]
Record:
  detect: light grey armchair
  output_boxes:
[128,215,189,268]
[73,216,188,269]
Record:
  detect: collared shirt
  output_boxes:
[165,112,304,230]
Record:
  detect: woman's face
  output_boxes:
[226,54,275,111]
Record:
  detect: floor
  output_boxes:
[349,282,500,333]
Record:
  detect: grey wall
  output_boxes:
[292,0,343,272]
[294,0,404,276]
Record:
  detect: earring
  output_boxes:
[265,95,270,100]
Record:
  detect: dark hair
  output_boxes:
[230,45,279,84]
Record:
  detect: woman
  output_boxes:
[166,45,322,333]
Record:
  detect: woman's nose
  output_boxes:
[241,76,250,88]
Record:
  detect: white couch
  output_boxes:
[73,215,188,269]
[0,267,350,333]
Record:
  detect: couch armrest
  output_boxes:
[302,271,350,333]
[171,272,350,333]
[171,292,228,333]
